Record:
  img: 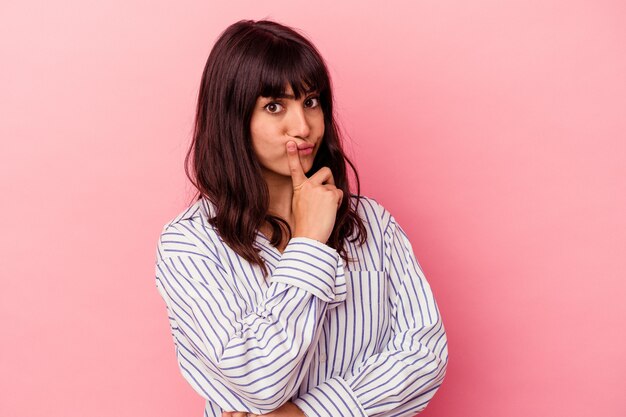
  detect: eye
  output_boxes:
[304,96,320,108]
[263,102,284,114]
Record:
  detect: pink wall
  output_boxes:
[1,1,624,416]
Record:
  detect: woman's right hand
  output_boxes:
[286,141,343,244]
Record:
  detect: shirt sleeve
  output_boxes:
[292,213,448,417]
[154,222,347,415]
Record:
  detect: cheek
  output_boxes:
[311,111,324,126]
[251,123,274,156]
[250,131,289,169]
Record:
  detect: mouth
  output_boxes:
[296,142,314,156]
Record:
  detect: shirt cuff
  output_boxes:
[292,376,367,417]
[270,237,346,305]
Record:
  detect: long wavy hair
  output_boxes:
[185,19,367,277]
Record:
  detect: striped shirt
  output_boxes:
[154,195,448,417]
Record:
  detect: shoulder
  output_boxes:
[349,194,394,233]
[349,195,408,260]
[155,197,222,264]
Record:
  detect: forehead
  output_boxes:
[260,83,317,99]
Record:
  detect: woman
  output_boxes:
[155,19,448,417]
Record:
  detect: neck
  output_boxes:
[262,168,296,232]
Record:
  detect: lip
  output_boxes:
[296,143,314,150]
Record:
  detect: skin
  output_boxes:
[250,84,342,250]
[221,86,342,416]
[221,402,305,417]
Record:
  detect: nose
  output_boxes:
[286,106,311,139]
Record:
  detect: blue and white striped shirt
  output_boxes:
[155,195,448,417]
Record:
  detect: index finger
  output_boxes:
[286,141,307,188]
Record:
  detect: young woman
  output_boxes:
[155,19,448,417]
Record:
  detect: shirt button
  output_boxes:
[319,354,327,363]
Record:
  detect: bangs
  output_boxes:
[256,40,329,99]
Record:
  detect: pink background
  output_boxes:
[1,1,625,416]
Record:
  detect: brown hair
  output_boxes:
[185,19,367,277]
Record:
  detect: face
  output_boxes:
[250,84,324,180]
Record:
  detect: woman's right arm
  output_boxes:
[155,223,346,416]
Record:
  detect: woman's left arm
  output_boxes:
[292,213,449,417]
